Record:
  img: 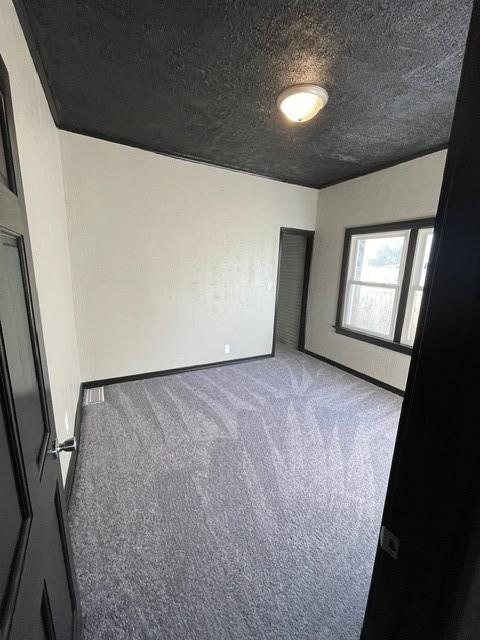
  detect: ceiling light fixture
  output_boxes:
[277,84,329,123]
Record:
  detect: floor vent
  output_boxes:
[83,387,105,406]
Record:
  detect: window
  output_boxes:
[336,219,435,354]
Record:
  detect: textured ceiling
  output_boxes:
[16,0,472,188]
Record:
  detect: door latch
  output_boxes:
[49,436,77,458]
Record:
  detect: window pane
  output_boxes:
[403,290,423,346]
[353,234,405,285]
[419,232,433,287]
[344,284,396,338]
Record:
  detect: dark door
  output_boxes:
[361,2,480,638]
[0,58,82,639]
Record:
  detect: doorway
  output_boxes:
[273,227,314,353]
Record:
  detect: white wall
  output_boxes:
[305,151,447,391]
[0,0,81,480]
[60,131,318,382]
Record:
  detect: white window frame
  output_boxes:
[342,229,410,341]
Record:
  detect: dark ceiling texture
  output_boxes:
[15,0,472,188]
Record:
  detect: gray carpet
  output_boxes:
[69,345,401,640]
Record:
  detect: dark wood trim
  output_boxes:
[298,235,313,351]
[278,227,315,238]
[84,353,273,389]
[344,217,436,237]
[335,217,435,354]
[335,326,413,355]
[335,221,353,334]
[302,348,404,396]
[64,384,84,509]
[271,230,283,357]
[272,227,315,356]
[393,228,418,343]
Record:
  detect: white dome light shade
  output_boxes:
[277,84,329,123]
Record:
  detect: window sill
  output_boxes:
[334,326,413,355]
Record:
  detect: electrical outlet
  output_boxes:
[267,281,273,291]
[224,344,230,354]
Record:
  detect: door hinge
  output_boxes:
[380,525,399,560]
